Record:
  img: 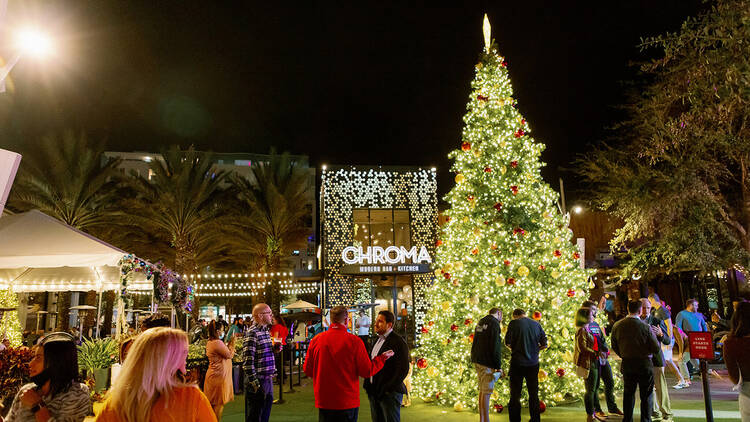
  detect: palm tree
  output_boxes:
[8,132,124,231]
[123,146,229,275]
[226,151,313,313]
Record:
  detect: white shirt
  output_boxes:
[357,315,371,336]
[370,328,392,382]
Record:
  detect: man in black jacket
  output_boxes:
[471,308,503,422]
[612,300,661,422]
[363,310,409,422]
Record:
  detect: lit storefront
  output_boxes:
[320,166,437,344]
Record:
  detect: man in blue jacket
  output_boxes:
[505,308,548,422]
[471,308,503,422]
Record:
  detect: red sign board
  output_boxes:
[688,331,714,360]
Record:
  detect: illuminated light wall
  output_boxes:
[320,166,438,336]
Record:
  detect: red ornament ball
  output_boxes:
[567,289,576,298]
[532,311,542,320]
[553,250,562,257]
[477,94,489,102]
[436,240,443,247]
[428,321,434,326]
[510,160,518,168]
[556,368,565,377]
[507,277,516,285]
[538,264,546,270]
[451,324,459,331]
[504,259,511,266]
[417,358,428,369]
[573,252,581,259]
[444,273,451,279]
[539,401,546,413]
[521,118,526,125]
[467,195,474,202]
[501,61,508,67]
[494,202,503,211]
[484,167,492,173]
[469,333,475,342]
[514,129,525,138]
[464,318,473,326]
[510,186,519,195]
[421,326,429,334]
[445,216,451,222]
[494,404,504,413]
[471,248,479,255]
[461,141,471,151]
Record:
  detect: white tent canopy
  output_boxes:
[283,299,319,310]
[0,210,125,268]
[0,210,150,292]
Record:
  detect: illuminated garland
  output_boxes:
[0,288,22,347]
[411,36,594,412]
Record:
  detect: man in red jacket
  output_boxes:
[304,305,394,422]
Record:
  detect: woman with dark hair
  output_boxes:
[724,301,750,421]
[204,320,235,420]
[574,307,601,422]
[4,332,91,421]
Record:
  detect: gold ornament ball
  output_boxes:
[441,301,452,311]
[455,173,466,183]
[473,149,481,158]
[433,269,442,277]
[454,261,464,271]
[473,227,481,236]
[499,166,507,175]
[495,275,506,286]
[551,270,561,279]
[538,369,548,382]
[454,402,465,412]
[470,295,480,305]
[517,265,530,277]
[427,366,439,377]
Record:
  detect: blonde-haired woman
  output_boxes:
[95,327,216,422]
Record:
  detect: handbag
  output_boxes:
[576,365,589,379]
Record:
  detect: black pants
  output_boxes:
[245,377,273,422]
[594,359,620,412]
[319,408,358,422]
[508,362,540,422]
[621,358,654,422]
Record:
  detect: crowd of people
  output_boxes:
[1,296,749,422]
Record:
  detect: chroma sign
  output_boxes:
[341,245,432,265]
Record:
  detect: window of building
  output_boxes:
[352,208,411,249]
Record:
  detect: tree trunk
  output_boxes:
[103,291,115,338]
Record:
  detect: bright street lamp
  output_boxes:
[0,26,54,92]
[572,205,583,214]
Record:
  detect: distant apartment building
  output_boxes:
[104,151,317,272]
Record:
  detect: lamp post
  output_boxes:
[70,305,97,343]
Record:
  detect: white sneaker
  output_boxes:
[672,381,688,389]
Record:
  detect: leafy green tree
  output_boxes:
[8,132,123,231]
[225,152,312,313]
[578,0,750,274]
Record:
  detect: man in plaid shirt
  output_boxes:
[244,303,276,422]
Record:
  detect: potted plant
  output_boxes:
[78,338,118,392]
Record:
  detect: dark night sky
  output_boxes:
[0,1,702,200]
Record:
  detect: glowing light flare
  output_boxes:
[14,27,54,58]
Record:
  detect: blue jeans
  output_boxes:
[368,391,403,422]
[584,361,600,415]
[319,408,358,422]
[245,376,273,422]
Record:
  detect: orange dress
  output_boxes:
[203,339,235,406]
[95,385,216,422]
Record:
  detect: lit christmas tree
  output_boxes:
[0,289,23,347]
[412,16,592,412]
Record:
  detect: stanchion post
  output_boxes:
[700,360,714,422]
[288,344,295,392]
[274,350,285,404]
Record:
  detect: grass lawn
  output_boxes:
[220,375,741,422]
